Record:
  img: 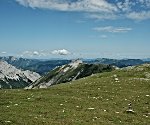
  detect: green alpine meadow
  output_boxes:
[1,64,150,125]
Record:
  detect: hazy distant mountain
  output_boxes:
[24,60,71,75]
[0,56,71,75]
[26,60,114,89]
[1,56,149,76]
[0,60,40,89]
[142,58,150,62]
[0,56,40,68]
[84,58,149,68]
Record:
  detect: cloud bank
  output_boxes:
[93,26,132,33]
[52,49,70,55]
[15,0,150,20]
[15,0,117,12]
[21,49,70,57]
[1,52,7,54]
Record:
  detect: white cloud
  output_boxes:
[21,49,70,57]
[126,11,150,20]
[93,26,132,33]
[16,0,117,12]
[87,12,117,20]
[22,50,49,57]
[116,0,133,12]
[51,49,70,55]
[23,51,32,55]
[1,52,7,54]
[100,35,107,38]
[15,0,150,21]
[22,51,34,57]
[33,51,39,55]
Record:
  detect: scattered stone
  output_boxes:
[9,101,12,104]
[115,78,119,80]
[143,115,149,118]
[126,109,135,113]
[126,102,135,114]
[93,116,99,120]
[5,121,11,123]
[93,97,97,99]
[114,74,117,77]
[88,108,94,110]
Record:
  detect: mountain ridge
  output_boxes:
[27,60,114,89]
[0,60,41,89]
[1,56,150,75]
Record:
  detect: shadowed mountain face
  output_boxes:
[0,61,41,89]
[0,56,71,75]
[27,60,114,89]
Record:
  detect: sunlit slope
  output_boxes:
[0,64,150,125]
[29,60,114,88]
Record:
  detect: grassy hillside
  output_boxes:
[0,64,150,125]
[31,63,114,88]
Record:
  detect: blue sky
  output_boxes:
[0,0,150,59]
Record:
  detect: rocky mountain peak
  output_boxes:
[27,62,114,89]
[0,60,41,89]
[69,59,83,69]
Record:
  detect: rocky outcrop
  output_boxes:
[0,60,41,89]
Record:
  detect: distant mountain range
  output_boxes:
[26,60,114,89]
[0,60,40,89]
[0,56,150,76]
[0,56,71,75]
[0,56,150,89]
[84,58,150,68]
[142,58,150,61]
